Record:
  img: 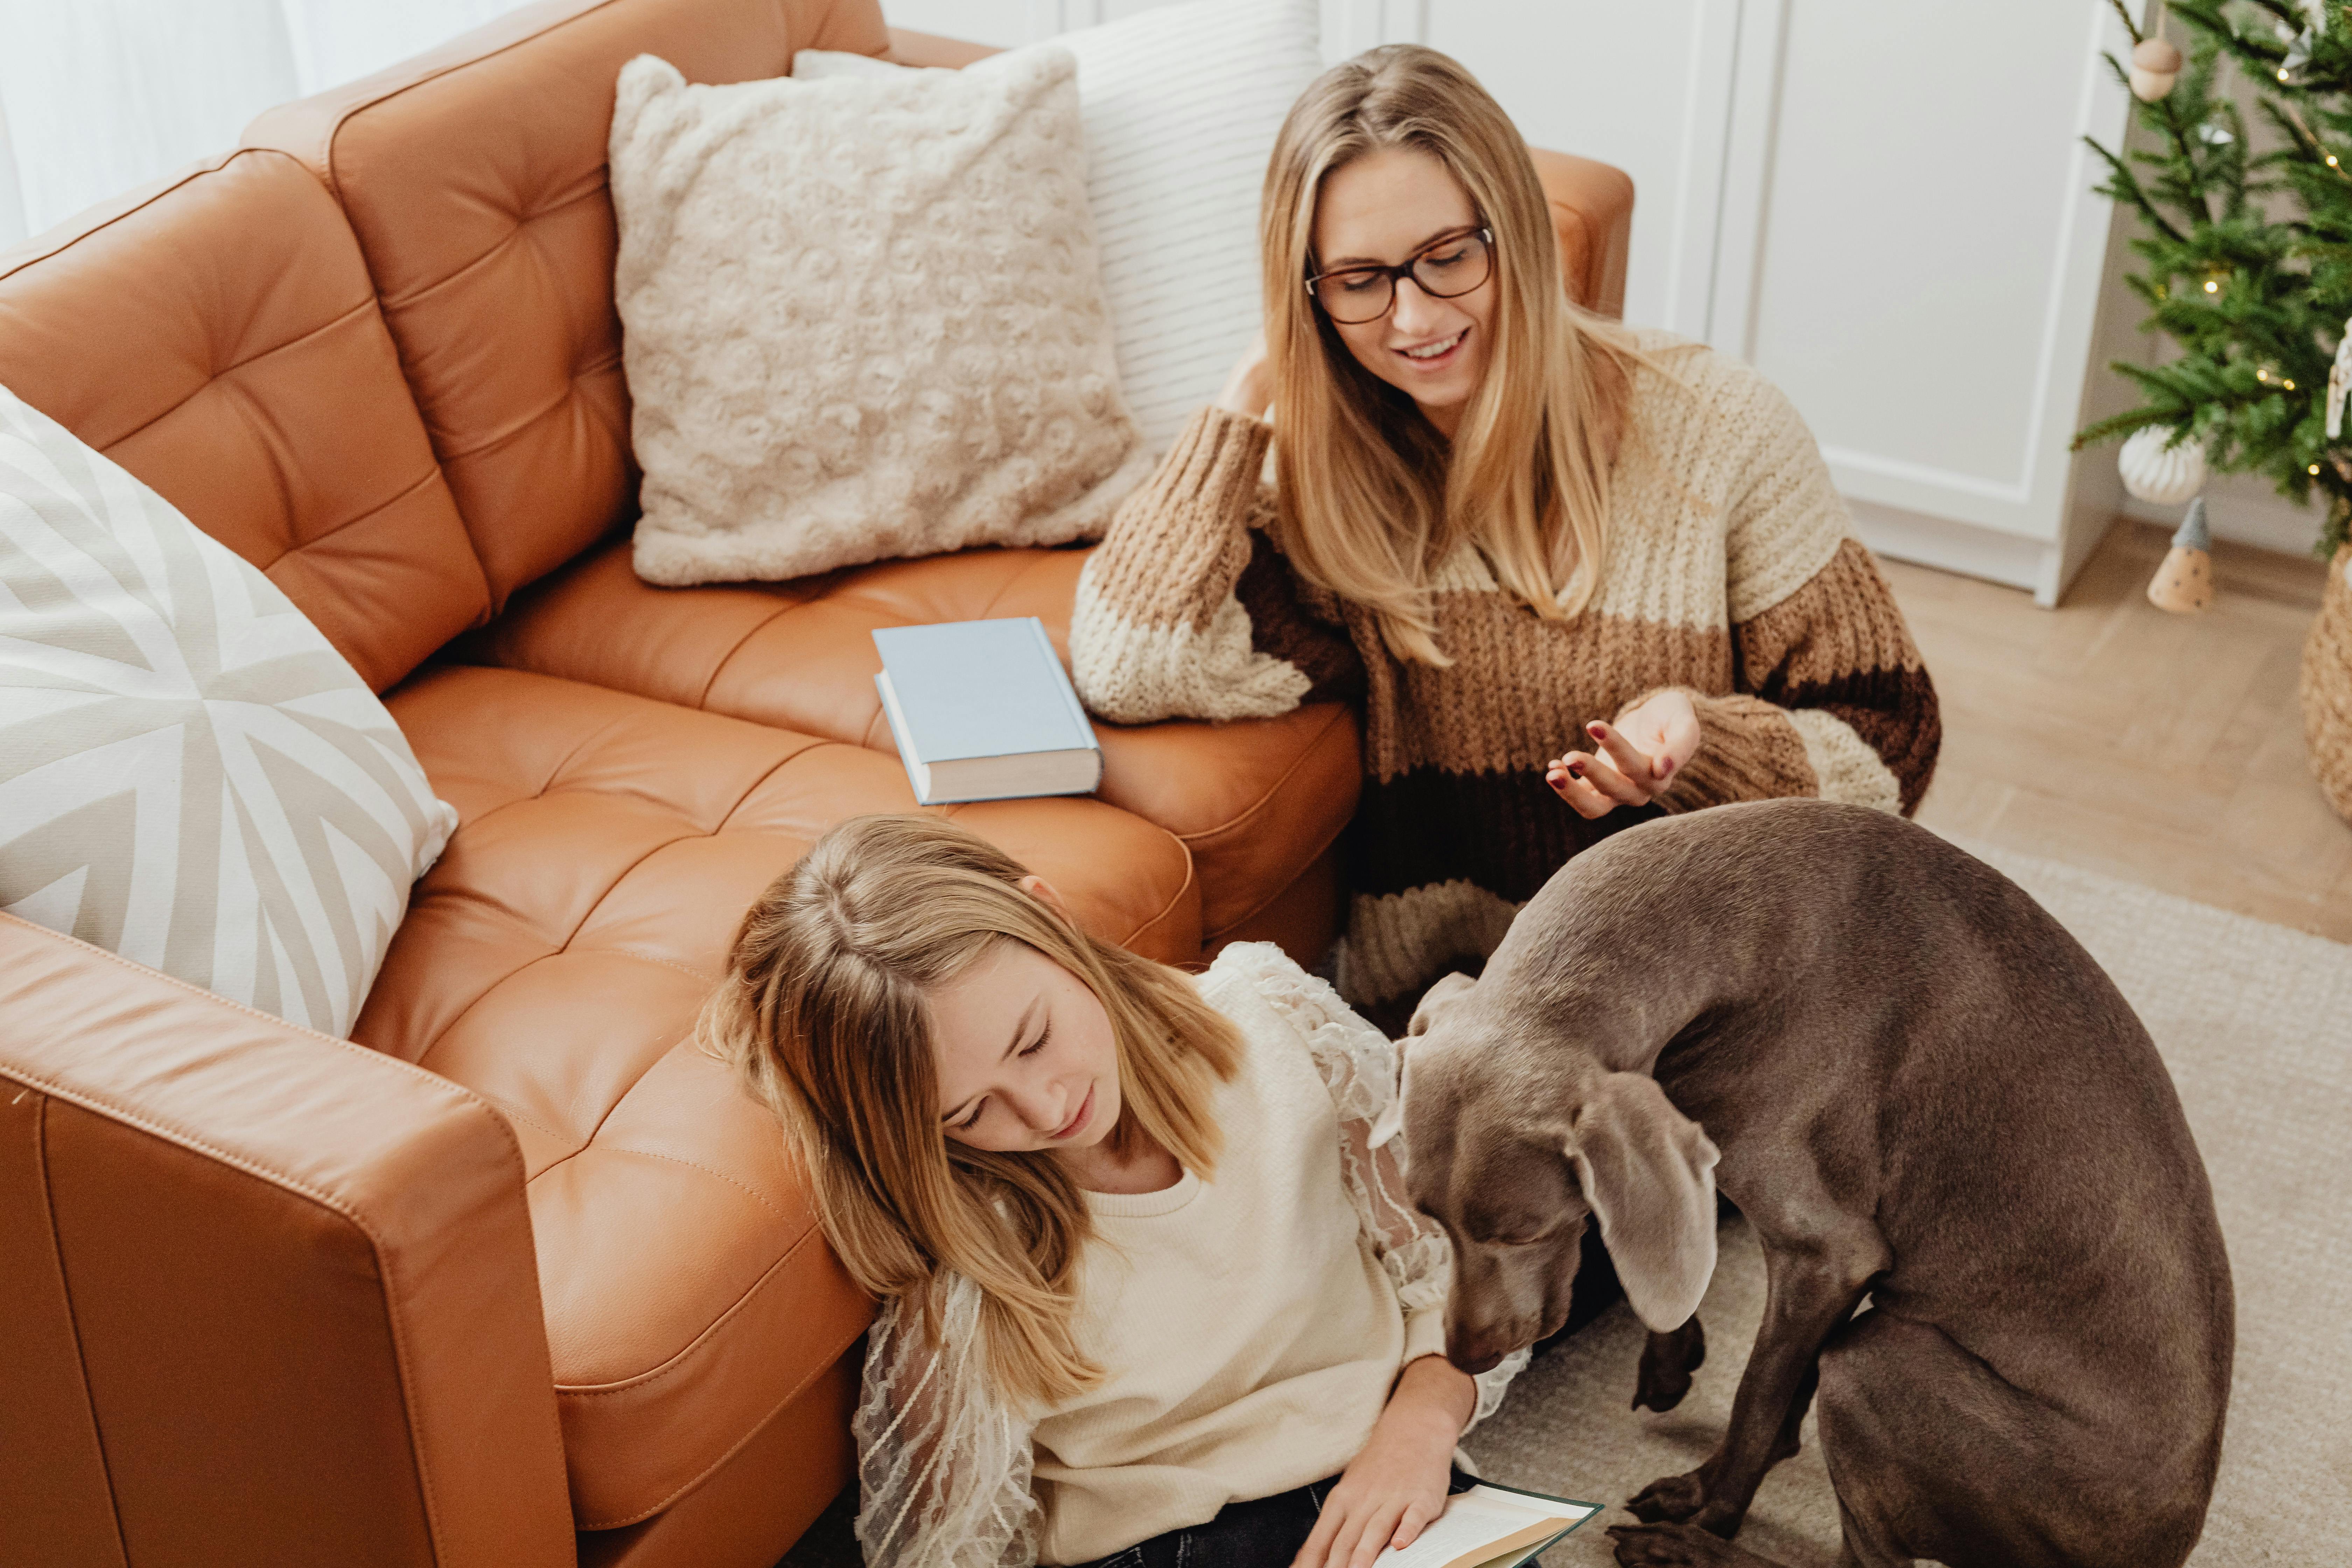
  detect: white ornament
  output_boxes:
[2117,426,2207,504]
[2328,316,2352,438]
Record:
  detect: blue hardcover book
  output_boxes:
[871,618,1103,805]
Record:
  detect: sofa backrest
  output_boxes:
[0,149,490,694]
[243,0,891,620]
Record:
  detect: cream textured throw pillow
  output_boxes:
[795,0,1325,454]
[611,48,1152,587]
[0,385,457,1038]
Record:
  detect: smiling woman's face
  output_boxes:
[928,930,1122,1155]
[1311,144,1496,437]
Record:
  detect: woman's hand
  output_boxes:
[1214,330,1275,420]
[1292,1356,1476,1568]
[1546,689,1701,819]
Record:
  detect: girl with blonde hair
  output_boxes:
[710,813,1526,1567]
[1073,45,1941,1033]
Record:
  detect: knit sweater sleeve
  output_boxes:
[1070,407,1363,724]
[1631,369,1941,816]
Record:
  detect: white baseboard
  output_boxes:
[2115,471,2329,559]
[1847,498,2059,603]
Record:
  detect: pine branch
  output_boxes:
[2087,134,2190,242]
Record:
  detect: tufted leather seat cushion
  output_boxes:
[368,663,1198,1526]
[477,540,1362,947]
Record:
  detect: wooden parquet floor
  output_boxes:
[1889,519,2352,943]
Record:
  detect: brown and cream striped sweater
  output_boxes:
[1071,333,1938,1025]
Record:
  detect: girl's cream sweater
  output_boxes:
[849,944,1524,1568]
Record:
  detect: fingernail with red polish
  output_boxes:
[1659,757,1674,777]
[1587,722,1606,739]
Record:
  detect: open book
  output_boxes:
[1372,1481,1600,1568]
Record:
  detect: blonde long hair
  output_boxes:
[705,814,1243,1409]
[1266,45,1643,665]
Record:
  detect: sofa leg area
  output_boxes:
[578,1348,860,1568]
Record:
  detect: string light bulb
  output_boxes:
[2204,278,2221,292]
[2311,463,2324,475]
[2287,379,2299,390]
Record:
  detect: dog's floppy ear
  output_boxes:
[1408,971,1478,1037]
[1568,1072,1721,1332]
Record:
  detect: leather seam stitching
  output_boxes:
[31,1096,134,1565]
[573,1143,789,1224]
[97,293,383,455]
[408,943,557,1074]
[1172,702,1357,846]
[255,462,470,583]
[427,373,605,469]
[603,946,717,986]
[697,600,826,711]
[570,1305,868,1530]
[559,1222,836,1399]
[0,1032,530,1555]
[0,145,264,285]
[711,739,841,833]
[378,176,610,314]
[1113,838,1197,951]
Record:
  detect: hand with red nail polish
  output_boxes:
[1544,689,1702,820]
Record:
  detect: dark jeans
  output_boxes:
[1074,1469,1479,1568]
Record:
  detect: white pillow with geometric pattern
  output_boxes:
[0,383,456,1038]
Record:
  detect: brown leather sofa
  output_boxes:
[0,3,1631,1564]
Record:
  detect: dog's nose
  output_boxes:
[1451,1349,1504,1375]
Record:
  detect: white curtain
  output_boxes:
[0,0,535,248]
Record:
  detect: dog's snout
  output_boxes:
[1451,1348,1505,1376]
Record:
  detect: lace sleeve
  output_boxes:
[854,1272,1040,1568]
[1218,944,1530,1430]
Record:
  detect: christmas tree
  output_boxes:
[2076,0,2352,557]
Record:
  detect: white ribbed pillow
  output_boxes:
[797,0,1324,454]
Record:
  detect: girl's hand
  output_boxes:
[1214,330,1274,420]
[1546,689,1701,819]
[1292,1357,1475,1568]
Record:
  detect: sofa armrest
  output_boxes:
[0,915,573,1568]
[885,26,1003,68]
[1531,147,1634,320]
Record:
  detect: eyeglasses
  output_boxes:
[1305,226,1494,325]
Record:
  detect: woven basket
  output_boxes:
[2303,544,2352,825]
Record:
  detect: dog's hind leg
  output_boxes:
[1812,1309,2205,1568]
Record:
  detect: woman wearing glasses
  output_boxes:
[1074,46,1941,1039]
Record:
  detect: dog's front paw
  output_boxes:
[1632,1316,1707,1412]
[1625,1470,1708,1525]
[1605,1522,1753,1566]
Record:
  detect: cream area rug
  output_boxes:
[1461,842,2352,1567]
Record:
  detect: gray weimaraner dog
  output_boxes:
[1394,800,2232,1568]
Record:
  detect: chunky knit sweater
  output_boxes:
[1070,333,1940,1023]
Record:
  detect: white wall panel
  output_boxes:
[1418,1,1735,335]
[1745,1,2100,492]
